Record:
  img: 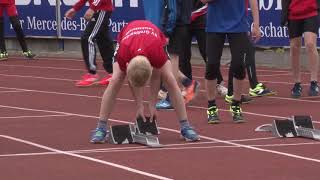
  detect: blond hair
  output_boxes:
[127,55,152,87]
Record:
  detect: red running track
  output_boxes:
[0,56,320,180]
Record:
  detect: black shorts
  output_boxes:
[167,25,189,55]
[288,15,320,39]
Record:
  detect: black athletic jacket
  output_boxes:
[162,0,192,35]
[191,0,206,29]
[281,0,320,26]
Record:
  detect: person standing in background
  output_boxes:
[0,0,35,61]
[281,0,320,98]
[225,0,275,104]
[202,0,260,123]
[143,0,200,109]
[179,0,227,97]
[65,0,114,87]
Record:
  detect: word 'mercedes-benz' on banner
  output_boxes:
[4,0,320,47]
[6,0,142,39]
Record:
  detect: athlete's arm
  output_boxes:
[249,0,261,42]
[72,0,87,11]
[65,0,87,19]
[84,8,95,21]
[130,85,146,120]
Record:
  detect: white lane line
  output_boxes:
[0,64,85,72]
[0,59,295,73]
[300,96,320,100]
[0,114,71,119]
[1,72,320,104]
[1,85,320,106]
[1,140,319,158]
[0,104,320,163]
[0,87,320,124]
[0,135,173,180]
[188,105,320,124]
[0,64,293,77]
[0,73,302,87]
[0,90,26,93]
[0,137,277,157]
[253,73,291,77]
[0,74,75,82]
[190,64,294,74]
[7,56,83,62]
[0,86,103,98]
[1,73,319,97]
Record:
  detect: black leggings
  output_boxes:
[205,32,248,81]
[179,27,223,83]
[0,16,28,52]
[227,40,259,95]
[81,11,114,74]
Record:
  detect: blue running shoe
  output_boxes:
[156,99,174,110]
[180,126,200,142]
[291,83,302,98]
[309,81,319,96]
[90,128,108,144]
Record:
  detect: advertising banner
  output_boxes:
[5,0,57,37]
[5,0,143,39]
[4,0,320,46]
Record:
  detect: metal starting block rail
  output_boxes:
[109,116,163,148]
[255,115,320,141]
[293,115,320,140]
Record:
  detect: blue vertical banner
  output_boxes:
[3,0,320,46]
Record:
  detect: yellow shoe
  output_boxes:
[0,51,8,61]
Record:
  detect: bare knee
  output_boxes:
[305,41,317,54]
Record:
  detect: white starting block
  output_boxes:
[109,117,163,148]
[255,115,320,141]
[292,115,320,140]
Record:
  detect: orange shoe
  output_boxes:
[183,80,200,104]
[98,74,112,86]
[75,73,99,87]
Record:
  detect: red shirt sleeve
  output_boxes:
[89,0,100,11]
[72,0,87,11]
[90,0,113,11]
[116,44,132,72]
[0,0,14,4]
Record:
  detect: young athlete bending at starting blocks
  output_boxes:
[90,20,200,143]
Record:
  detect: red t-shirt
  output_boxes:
[289,0,318,20]
[0,0,14,5]
[116,20,168,72]
[73,0,113,12]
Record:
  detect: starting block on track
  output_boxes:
[293,115,320,140]
[136,116,160,135]
[109,116,163,148]
[272,119,297,137]
[255,115,320,141]
[109,124,135,144]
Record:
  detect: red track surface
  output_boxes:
[0,56,320,180]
